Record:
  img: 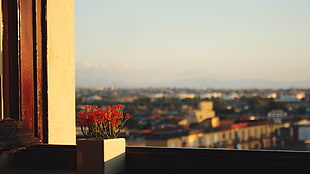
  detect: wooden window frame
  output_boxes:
[0,0,47,151]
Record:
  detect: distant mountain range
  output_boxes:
[76,77,310,89]
[164,78,310,89]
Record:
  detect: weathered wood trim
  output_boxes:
[34,0,48,143]
[19,0,35,134]
[0,120,38,151]
[2,0,19,120]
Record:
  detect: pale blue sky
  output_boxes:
[75,0,310,88]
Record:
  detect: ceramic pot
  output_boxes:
[77,138,125,174]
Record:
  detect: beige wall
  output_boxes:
[187,134,198,147]
[199,101,213,110]
[211,117,220,128]
[167,138,183,147]
[46,0,76,145]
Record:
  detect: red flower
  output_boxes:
[105,105,111,112]
[85,105,91,109]
[77,104,132,139]
[125,113,131,119]
[117,104,123,110]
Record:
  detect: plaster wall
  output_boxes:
[46,0,76,145]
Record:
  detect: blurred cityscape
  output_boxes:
[76,87,310,151]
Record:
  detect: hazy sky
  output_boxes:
[75,0,310,88]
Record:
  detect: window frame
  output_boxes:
[0,0,48,151]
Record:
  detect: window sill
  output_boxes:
[2,145,310,174]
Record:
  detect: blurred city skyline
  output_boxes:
[75,0,310,89]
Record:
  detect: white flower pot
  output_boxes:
[77,138,126,174]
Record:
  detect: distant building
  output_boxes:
[179,101,220,128]
[200,92,222,99]
[266,93,277,99]
[146,122,285,149]
[151,93,165,98]
[86,95,102,102]
[177,93,196,99]
[295,92,306,100]
[222,92,241,100]
[267,110,288,123]
[275,95,301,103]
[292,119,310,141]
